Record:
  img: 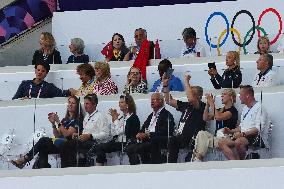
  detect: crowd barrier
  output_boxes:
[1,159,284,189]
[0,54,284,100]
[0,86,283,169]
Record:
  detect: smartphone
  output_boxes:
[208,62,216,69]
[165,68,174,78]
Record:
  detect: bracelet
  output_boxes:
[163,85,168,88]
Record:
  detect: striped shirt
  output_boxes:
[93,77,118,95]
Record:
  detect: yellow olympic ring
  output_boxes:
[217,28,242,56]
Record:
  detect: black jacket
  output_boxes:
[141,107,175,138]
[32,49,62,65]
[124,113,140,141]
[210,66,242,89]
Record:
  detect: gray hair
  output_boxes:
[262,53,273,69]
[71,38,85,54]
[152,92,165,102]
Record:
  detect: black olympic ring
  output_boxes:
[231,10,255,47]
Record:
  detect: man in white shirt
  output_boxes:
[218,85,269,160]
[181,27,206,58]
[60,94,110,167]
[251,54,277,87]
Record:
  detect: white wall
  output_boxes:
[1,160,284,189]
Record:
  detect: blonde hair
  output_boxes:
[223,88,236,103]
[257,36,270,53]
[94,61,111,80]
[227,51,240,68]
[40,32,55,53]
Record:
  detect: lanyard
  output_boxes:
[257,69,271,85]
[84,110,97,128]
[181,107,192,122]
[64,119,75,128]
[28,82,44,99]
[242,102,257,120]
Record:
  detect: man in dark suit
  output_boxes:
[126,92,175,165]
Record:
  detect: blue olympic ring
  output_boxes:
[205,12,229,49]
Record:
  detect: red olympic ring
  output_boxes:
[257,8,282,45]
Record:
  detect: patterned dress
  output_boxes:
[93,77,118,95]
[77,78,95,96]
[123,80,148,94]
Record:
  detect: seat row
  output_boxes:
[0,54,284,100]
[0,86,283,166]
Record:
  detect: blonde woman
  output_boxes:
[93,61,118,95]
[32,32,62,65]
[208,51,242,89]
[192,88,238,162]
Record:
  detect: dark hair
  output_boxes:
[64,95,84,124]
[76,63,95,78]
[182,27,196,39]
[262,53,273,69]
[120,94,136,114]
[112,33,127,49]
[158,59,172,69]
[34,62,50,73]
[240,85,254,97]
[134,28,147,36]
[84,93,98,106]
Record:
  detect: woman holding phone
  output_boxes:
[208,51,242,89]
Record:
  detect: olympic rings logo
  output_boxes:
[204,8,283,55]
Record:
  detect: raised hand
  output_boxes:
[109,108,119,122]
[208,68,217,77]
[162,73,170,87]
